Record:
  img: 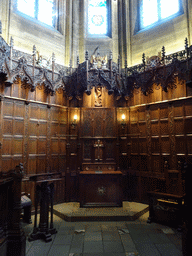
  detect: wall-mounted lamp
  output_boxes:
[121,114,126,129]
[71,114,77,129]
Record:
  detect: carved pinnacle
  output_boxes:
[77,55,79,65]
[162,46,165,61]
[33,45,36,56]
[52,52,55,63]
[142,53,145,65]
[125,59,127,69]
[0,20,2,34]
[185,37,188,50]
[69,58,72,68]
[85,50,89,61]
[109,50,112,60]
[10,36,14,48]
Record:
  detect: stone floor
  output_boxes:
[23,207,183,256]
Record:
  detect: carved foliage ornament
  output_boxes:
[0,35,192,98]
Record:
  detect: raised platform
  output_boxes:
[53,201,149,222]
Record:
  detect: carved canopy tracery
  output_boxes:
[0,33,192,100]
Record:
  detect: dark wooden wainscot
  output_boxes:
[147,191,185,231]
[79,164,123,207]
[0,164,26,256]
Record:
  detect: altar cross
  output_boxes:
[94,139,104,161]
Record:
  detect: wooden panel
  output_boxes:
[27,157,36,174]
[82,109,93,136]
[105,109,115,137]
[51,139,59,154]
[60,124,67,135]
[3,119,13,134]
[174,104,183,117]
[160,120,169,135]
[39,107,47,120]
[36,156,46,173]
[94,109,104,137]
[187,136,192,154]
[51,123,59,136]
[139,122,146,136]
[151,121,159,135]
[30,105,39,119]
[131,138,139,153]
[14,120,24,136]
[151,138,160,153]
[151,155,161,173]
[1,157,12,172]
[130,123,139,134]
[83,140,92,160]
[13,138,23,154]
[38,139,46,154]
[2,138,12,155]
[3,101,13,116]
[139,138,147,153]
[174,119,184,134]
[150,108,159,120]
[160,106,169,118]
[29,121,38,136]
[185,103,192,116]
[161,137,170,153]
[185,117,192,134]
[175,136,185,154]
[29,139,37,154]
[60,140,66,155]
[39,122,47,136]
[15,102,24,117]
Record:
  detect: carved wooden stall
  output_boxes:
[1,29,192,206]
[0,164,26,256]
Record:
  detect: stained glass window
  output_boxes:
[88,0,107,35]
[140,0,180,29]
[17,0,54,27]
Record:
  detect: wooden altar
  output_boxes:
[79,163,123,207]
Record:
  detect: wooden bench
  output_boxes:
[21,192,32,224]
[147,191,185,231]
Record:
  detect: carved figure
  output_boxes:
[95,86,102,107]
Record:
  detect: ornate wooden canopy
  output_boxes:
[1,25,192,100]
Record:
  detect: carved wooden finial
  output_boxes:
[85,50,89,61]
[125,58,127,69]
[142,53,145,65]
[10,36,14,48]
[185,37,188,50]
[52,52,55,63]
[162,46,165,61]
[0,20,2,34]
[69,58,72,68]
[33,45,36,56]
[109,50,113,60]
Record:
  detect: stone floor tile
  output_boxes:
[27,244,52,256]
[69,244,84,254]
[53,234,73,245]
[130,233,153,244]
[135,243,161,256]
[84,231,102,241]
[103,241,124,253]
[155,243,183,256]
[166,234,182,251]
[102,231,121,241]
[83,241,103,253]
[148,233,172,244]
[47,245,71,256]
